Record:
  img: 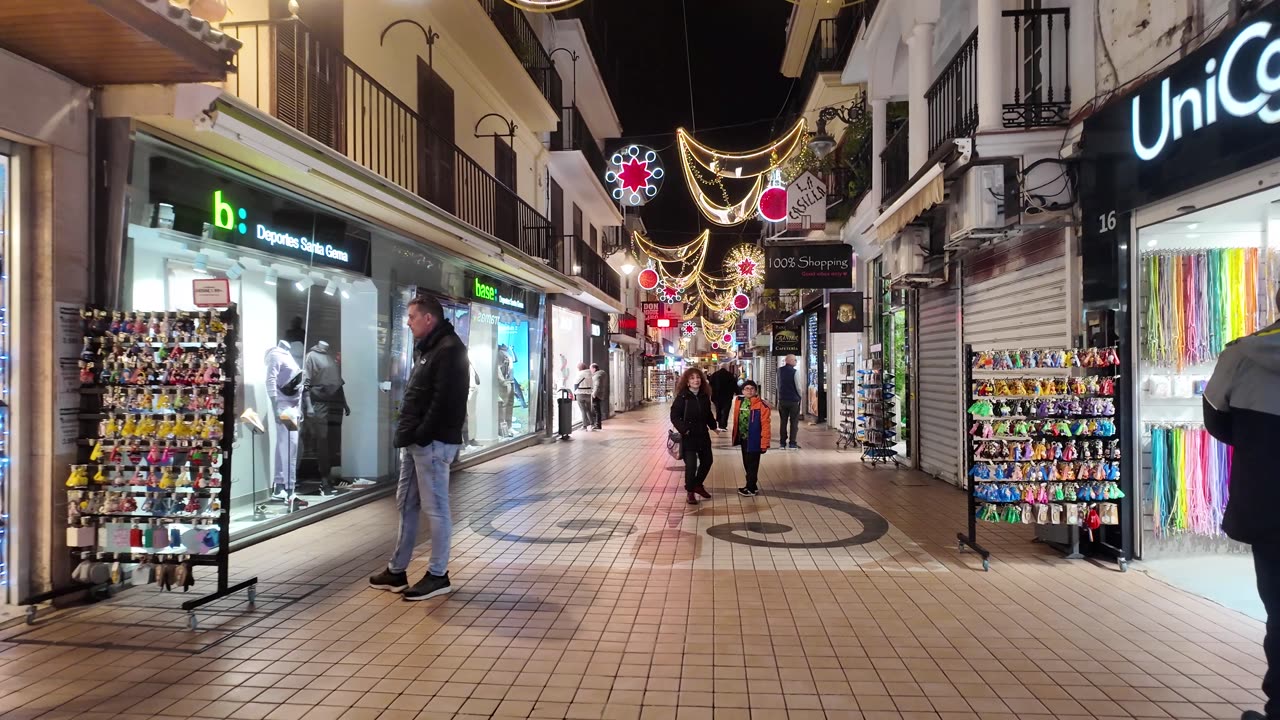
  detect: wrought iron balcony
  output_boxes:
[926,28,978,156]
[554,234,620,301]
[476,0,563,112]
[1003,7,1071,129]
[549,105,609,195]
[222,19,552,265]
[880,122,909,204]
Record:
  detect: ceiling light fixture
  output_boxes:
[225,260,245,280]
[264,268,278,286]
[295,277,314,292]
[323,278,338,296]
[193,252,209,274]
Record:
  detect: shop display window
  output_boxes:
[121,137,545,539]
[1136,192,1280,556]
[551,305,585,424]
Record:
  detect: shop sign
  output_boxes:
[641,301,682,325]
[828,292,865,332]
[192,278,231,307]
[764,243,853,289]
[468,274,530,314]
[209,189,367,272]
[591,322,602,337]
[785,171,827,231]
[771,323,801,356]
[735,321,749,343]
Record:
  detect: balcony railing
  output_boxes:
[223,19,551,264]
[782,1,876,122]
[1003,8,1071,129]
[549,105,609,194]
[477,0,562,112]
[925,28,978,156]
[554,234,620,300]
[880,122,909,204]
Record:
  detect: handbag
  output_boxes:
[666,393,693,460]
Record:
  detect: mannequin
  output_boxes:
[464,361,481,447]
[264,339,302,505]
[496,345,516,438]
[303,340,349,491]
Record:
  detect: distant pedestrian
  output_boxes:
[777,354,803,449]
[590,363,606,430]
[671,367,720,505]
[369,294,467,601]
[709,363,737,430]
[731,380,771,497]
[1204,285,1280,720]
[573,362,595,431]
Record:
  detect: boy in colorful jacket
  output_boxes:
[731,380,772,497]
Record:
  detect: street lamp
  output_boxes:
[808,99,867,159]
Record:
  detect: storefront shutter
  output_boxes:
[917,284,961,485]
[962,229,1070,351]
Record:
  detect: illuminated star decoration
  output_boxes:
[658,283,683,303]
[606,145,664,206]
[724,243,766,291]
[681,322,697,337]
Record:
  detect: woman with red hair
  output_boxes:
[670,367,720,504]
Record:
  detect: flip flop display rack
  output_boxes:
[857,351,899,466]
[957,344,1130,572]
[34,307,257,629]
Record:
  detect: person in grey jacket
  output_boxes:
[1204,286,1280,720]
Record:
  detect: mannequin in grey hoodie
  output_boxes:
[1204,286,1280,720]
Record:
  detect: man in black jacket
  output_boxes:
[709,363,737,430]
[370,295,469,601]
[1204,285,1280,720]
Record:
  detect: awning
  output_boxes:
[610,333,641,349]
[873,162,944,244]
[0,0,240,86]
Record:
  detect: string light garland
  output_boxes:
[631,230,767,339]
[675,119,807,226]
[503,0,587,11]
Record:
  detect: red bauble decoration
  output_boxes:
[637,267,660,290]
[722,332,734,344]
[732,293,750,311]
[712,342,721,349]
[757,186,788,222]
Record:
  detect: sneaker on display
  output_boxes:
[403,572,452,601]
[269,489,288,502]
[349,478,377,487]
[368,568,408,592]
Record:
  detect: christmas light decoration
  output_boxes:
[637,264,660,291]
[724,243,766,290]
[757,169,788,222]
[675,119,807,226]
[712,342,721,350]
[722,332,734,344]
[732,293,750,311]
[503,0,587,12]
[606,144,664,206]
[681,322,697,337]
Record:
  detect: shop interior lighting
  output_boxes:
[1187,223,1200,230]
[264,268,278,286]
[224,260,245,280]
[295,277,314,292]
[1146,238,1158,248]
[1186,233,1201,239]
[340,284,351,300]
[192,252,209,274]
[323,278,338,296]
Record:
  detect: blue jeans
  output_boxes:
[388,442,459,577]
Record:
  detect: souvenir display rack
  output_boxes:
[835,353,859,450]
[858,351,899,466]
[58,307,255,630]
[957,344,1130,572]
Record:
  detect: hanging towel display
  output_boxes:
[1148,424,1232,537]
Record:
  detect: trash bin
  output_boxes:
[556,389,574,439]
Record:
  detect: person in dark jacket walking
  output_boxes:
[671,367,720,505]
[1204,286,1280,720]
[370,295,469,601]
[709,363,737,430]
[777,354,803,449]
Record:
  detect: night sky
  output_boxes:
[600,0,796,264]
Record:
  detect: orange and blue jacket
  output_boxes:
[730,396,772,452]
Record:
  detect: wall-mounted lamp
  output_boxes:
[474,113,517,141]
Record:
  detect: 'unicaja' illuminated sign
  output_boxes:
[1132,20,1280,160]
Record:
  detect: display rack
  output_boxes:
[60,307,256,629]
[835,353,859,450]
[857,351,899,466]
[957,344,1129,572]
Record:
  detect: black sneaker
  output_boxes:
[403,572,452,601]
[737,487,758,497]
[788,443,800,450]
[369,568,408,592]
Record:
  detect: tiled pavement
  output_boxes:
[0,405,1268,719]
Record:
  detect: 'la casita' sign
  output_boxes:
[786,171,827,231]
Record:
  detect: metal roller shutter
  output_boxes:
[962,230,1070,351]
[917,285,961,485]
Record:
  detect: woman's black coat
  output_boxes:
[671,389,717,438]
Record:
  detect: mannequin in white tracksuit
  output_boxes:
[265,340,301,498]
